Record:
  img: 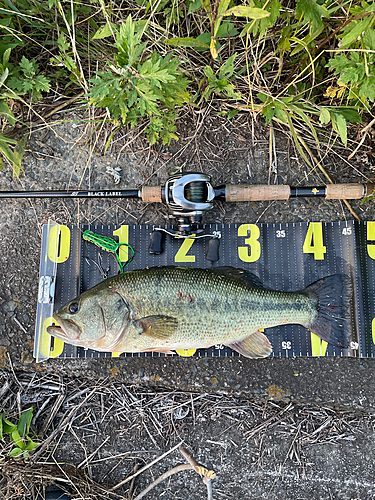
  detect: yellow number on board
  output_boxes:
[39,317,65,358]
[176,349,197,357]
[174,236,196,263]
[47,225,70,263]
[311,332,328,356]
[113,226,129,262]
[238,224,261,263]
[303,222,326,260]
[372,318,375,345]
[367,222,375,260]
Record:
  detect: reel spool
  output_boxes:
[149,172,220,262]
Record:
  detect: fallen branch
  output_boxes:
[110,441,183,491]
[179,446,215,500]
[116,445,216,500]
[133,464,192,500]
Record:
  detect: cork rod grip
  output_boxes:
[141,186,162,203]
[225,184,291,202]
[326,184,365,200]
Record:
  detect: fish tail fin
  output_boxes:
[304,274,352,349]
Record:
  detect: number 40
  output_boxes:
[303,223,326,260]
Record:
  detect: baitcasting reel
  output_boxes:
[148,171,221,261]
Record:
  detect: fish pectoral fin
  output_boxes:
[135,315,178,340]
[227,331,272,358]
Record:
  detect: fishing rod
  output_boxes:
[0,174,373,202]
[1,172,373,257]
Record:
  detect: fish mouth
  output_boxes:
[47,314,81,341]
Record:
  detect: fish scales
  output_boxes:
[112,267,313,351]
[47,266,351,358]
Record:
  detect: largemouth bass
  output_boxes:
[47,266,351,358]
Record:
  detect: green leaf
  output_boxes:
[17,408,33,437]
[214,0,231,36]
[19,56,36,76]
[333,107,362,124]
[92,23,114,40]
[204,65,215,80]
[319,107,331,125]
[364,27,375,50]
[0,134,16,144]
[116,15,144,68]
[2,417,16,433]
[197,32,212,46]
[0,100,15,126]
[9,447,24,457]
[12,135,27,178]
[217,0,231,18]
[128,89,137,107]
[278,28,291,52]
[286,114,312,167]
[326,54,351,74]
[263,105,275,125]
[223,6,270,18]
[188,0,202,15]
[228,109,239,119]
[3,47,11,66]
[0,68,9,87]
[11,429,25,449]
[57,33,70,53]
[274,106,288,123]
[34,75,51,94]
[216,21,238,38]
[341,18,372,46]
[359,76,375,101]
[24,439,39,451]
[330,112,347,146]
[341,64,366,84]
[295,0,330,30]
[165,37,209,49]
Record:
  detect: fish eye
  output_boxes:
[69,302,79,314]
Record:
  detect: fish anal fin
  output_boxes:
[227,331,272,358]
[135,315,178,340]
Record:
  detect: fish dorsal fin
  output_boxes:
[135,315,178,340]
[227,330,272,358]
[209,267,264,288]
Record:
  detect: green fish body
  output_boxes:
[47,266,351,358]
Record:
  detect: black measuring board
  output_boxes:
[34,221,375,362]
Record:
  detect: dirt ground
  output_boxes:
[1,110,375,499]
[1,370,375,500]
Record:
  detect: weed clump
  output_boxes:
[0,0,374,167]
